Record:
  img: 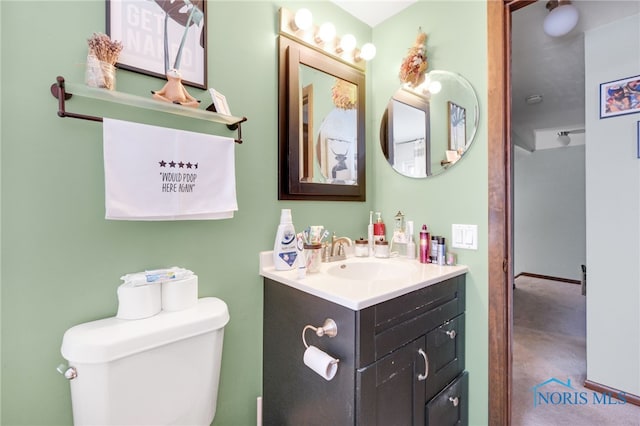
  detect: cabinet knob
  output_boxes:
[449,396,459,407]
[446,329,457,339]
[417,348,429,381]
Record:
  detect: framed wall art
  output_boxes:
[107,0,207,88]
[599,74,640,119]
[637,121,640,159]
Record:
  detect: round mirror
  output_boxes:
[380,70,479,178]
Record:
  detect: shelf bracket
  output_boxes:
[50,76,247,144]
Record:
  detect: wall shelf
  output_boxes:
[50,76,248,143]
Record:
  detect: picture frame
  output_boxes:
[209,89,231,116]
[107,0,207,89]
[599,74,640,119]
[318,136,356,185]
[448,101,466,151]
[637,121,640,159]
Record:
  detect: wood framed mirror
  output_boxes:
[278,35,366,201]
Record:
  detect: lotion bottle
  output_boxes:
[406,221,416,259]
[273,209,298,270]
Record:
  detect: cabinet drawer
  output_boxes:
[357,275,465,366]
[426,372,469,426]
[425,314,465,401]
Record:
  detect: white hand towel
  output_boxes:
[103,118,237,220]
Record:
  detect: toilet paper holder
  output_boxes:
[302,318,338,348]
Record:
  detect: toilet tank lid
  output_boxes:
[61,297,229,364]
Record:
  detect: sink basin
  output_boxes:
[326,261,415,281]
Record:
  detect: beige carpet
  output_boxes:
[513,275,640,426]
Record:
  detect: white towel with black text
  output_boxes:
[103,118,237,220]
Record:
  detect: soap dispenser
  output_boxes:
[373,212,386,242]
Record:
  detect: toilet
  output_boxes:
[60,297,229,425]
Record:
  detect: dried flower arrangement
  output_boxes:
[331,79,357,110]
[86,33,123,90]
[87,32,123,65]
[399,29,428,87]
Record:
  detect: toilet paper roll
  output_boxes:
[116,282,161,320]
[303,345,339,381]
[161,275,198,311]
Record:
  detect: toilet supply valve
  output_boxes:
[56,363,77,380]
[302,318,338,348]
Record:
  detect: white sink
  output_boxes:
[326,261,416,281]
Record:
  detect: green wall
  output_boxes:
[0,1,488,425]
[371,1,489,422]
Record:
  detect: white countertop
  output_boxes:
[259,251,468,310]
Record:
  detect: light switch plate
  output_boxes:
[451,224,478,250]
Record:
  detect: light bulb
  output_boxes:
[293,8,312,31]
[557,132,571,145]
[359,43,376,61]
[317,22,336,43]
[543,4,579,37]
[428,81,442,94]
[339,34,357,53]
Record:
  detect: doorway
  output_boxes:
[488,1,640,424]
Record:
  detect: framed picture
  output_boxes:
[637,121,640,159]
[319,137,356,185]
[599,74,640,119]
[448,101,466,151]
[107,0,207,89]
[209,89,231,115]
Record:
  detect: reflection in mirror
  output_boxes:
[381,89,430,177]
[315,108,358,184]
[278,35,365,201]
[380,70,479,178]
[298,64,358,184]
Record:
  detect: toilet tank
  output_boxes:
[61,297,229,426]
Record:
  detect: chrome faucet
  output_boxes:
[322,234,353,262]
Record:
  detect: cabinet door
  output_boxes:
[426,372,468,426]
[357,337,427,426]
[424,314,465,401]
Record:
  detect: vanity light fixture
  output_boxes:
[280,7,375,71]
[543,0,579,37]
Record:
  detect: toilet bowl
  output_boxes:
[61,297,229,425]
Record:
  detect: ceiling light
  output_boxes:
[544,0,579,37]
[525,94,543,105]
[557,131,571,145]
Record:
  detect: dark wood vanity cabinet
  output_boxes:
[263,274,467,426]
